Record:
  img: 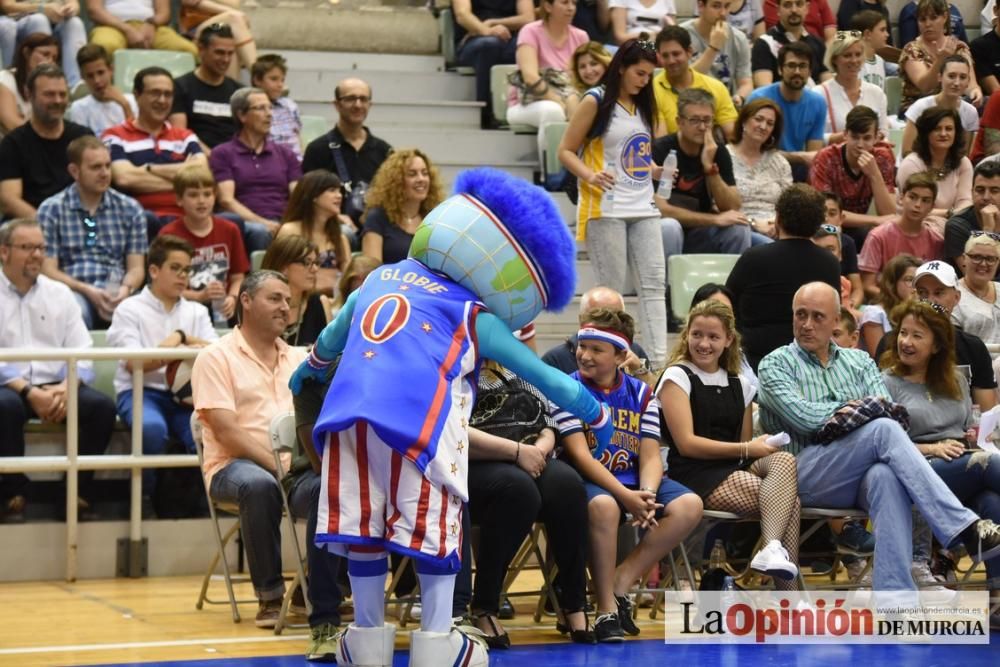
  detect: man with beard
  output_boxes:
[746,41,827,178]
[38,135,147,329]
[809,105,897,249]
[0,64,93,219]
[751,0,829,87]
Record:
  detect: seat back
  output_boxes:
[89,330,117,401]
[251,250,266,271]
[268,411,296,483]
[541,120,568,181]
[299,115,328,148]
[114,50,196,93]
[885,76,902,118]
[667,254,740,322]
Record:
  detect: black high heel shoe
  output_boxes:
[471,611,511,649]
[557,609,597,644]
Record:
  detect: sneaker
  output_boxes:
[750,540,798,581]
[255,599,282,628]
[911,561,956,603]
[963,519,1000,563]
[593,612,625,643]
[614,594,640,636]
[407,601,422,621]
[845,558,872,586]
[810,559,833,575]
[931,550,958,583]
[305,623,339,662]
[835,521,876,556]
[290,585,308,616]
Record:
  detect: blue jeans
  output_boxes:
[72,290,102,330]
[929,452,1000,588]
[683,224,752,254]
[209,459,285,601]
[750,231,774,247]
[117,388,194,491]
[796,419,979,590]
[0,15,84,87]
[287,470,344,627]
[456,34,518,107]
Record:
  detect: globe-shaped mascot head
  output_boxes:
[408,168,576,331]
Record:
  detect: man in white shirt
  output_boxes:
[0,218,117,522]
[107,235,217,489]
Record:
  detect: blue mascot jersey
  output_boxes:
[553,371,660,486]
[314,259,484,477]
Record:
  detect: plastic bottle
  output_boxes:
[720,575,737,611]
[211,298,229,326]
[708,539,726,571]
[602,166,616,215]
[104,267,123,297]
[657,149,678,199]
[971,404,982,444]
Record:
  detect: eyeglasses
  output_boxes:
[202,22,234,38]
[337,95,371,106]
[247,104,272,112]
[680,115,712,127]
[965,252,1000,266]
[82,216,97,248]
[293,258,320,269]
[166,262,192,277]
[970,230,1000,242]
[3,242,46,254]
[834,30,862,40]
[917,298,949,316]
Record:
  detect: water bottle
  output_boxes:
[720,575,737,612]
[657,149,678,199]
[211,298,229,326]
[708,539,726,570]
[104,266,123,296]
[970,403,982,445]
[602,166,616,215]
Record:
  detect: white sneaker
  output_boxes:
[336,623,396,667]
[409,626,489,667]
[911,561,957,604]
[845,558,872,586]
[750,540,798,581]
[408,602,422,621]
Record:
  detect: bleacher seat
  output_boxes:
[300,115,328,147]
[89,331,118,402]
[885,76,902,118]
[540,120,567,185]
[667,254,739,322]
[490,64,534,132]
[251,250,266,271]
[114,50,196,93]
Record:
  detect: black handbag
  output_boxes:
[329,138,368,221]
[470,369,548,444]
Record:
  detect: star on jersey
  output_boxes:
[399,284,410,291]
[421,322,432,333]
[457,441,465,453]
[363,350,376,360]
[451,462,458,474]
[450,521,459,536]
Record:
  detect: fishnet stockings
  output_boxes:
[704,451,800,590]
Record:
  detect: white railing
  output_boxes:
[0,347,201,582]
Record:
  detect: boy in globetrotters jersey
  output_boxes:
[557,308,703,643]
[289,168,614,667]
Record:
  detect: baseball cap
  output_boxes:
[913,261,958,288]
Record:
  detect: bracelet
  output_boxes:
[639,486,655,494]
[514,442,520,464]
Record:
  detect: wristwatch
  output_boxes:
[627,358,651,376]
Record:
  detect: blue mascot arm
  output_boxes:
[289,290,358,395]
[475,312,613,458]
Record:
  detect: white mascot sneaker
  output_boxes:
[409,625,489,667]
[336,623,397,667]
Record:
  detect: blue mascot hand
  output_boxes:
[289,349,332,396]
[589,403,614,459]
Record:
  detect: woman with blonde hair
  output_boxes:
[278,170,353,296]
[657,299,800,587]
[818,30,889,144]
[360,148,444,266]
[260,235,328,346]
[569,41,612,96]
[952,232,1000,346]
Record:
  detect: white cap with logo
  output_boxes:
[914,261,958,288]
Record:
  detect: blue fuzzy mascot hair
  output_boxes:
[453,168,576,311]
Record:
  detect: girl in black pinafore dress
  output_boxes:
[656,300,802,588]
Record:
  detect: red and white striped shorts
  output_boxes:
[315,421,464,571]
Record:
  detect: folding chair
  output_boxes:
[269,411,311,635]
[191,412,255,622]
[497,522,561,623]
[799,507,872,589]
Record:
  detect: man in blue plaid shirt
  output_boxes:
[38,136,147,329]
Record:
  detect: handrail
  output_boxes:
[0,346,201,582]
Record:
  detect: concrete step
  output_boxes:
[534,295,641,329]
[273,50,446,74]
[286,69,474,104]
[376,126,536,163]
[437,162,536,189]
[298,100,482,129]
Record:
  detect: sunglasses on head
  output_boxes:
[970,230,1000,242]
[203,22,234,38]
[834,30,862,40]
[917,299,949,317]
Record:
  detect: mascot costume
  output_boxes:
[290,168,613,667]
